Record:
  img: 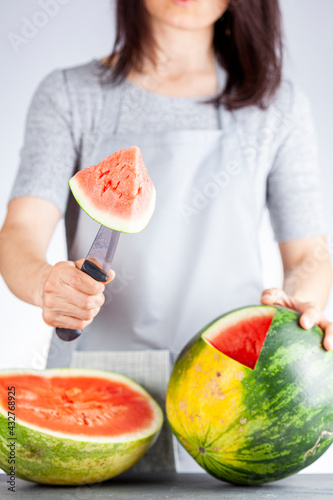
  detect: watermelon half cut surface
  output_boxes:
[69,146,156,233]
[0,369,163,485]
[202,306,275,369]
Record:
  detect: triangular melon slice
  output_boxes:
[69,146,156,233]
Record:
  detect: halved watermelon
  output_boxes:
[69,146,156,233]
[167,306,333,485]
[0,369,163,485]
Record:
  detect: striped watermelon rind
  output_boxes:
[166,305,333,485]
[0,368,163,485]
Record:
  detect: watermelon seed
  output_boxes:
[102,180,112,193]
[216,372,221,377]
[98,170,110,180]
[82,413,90,425]
[199,447,206,454]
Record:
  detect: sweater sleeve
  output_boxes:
[266,84,327,242]
[9,69,78,216]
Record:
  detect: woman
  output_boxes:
[0,0,332,472]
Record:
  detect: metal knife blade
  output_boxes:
[82,225,121,280]
[55,225,120,342]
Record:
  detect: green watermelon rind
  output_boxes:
[167,305,333,485]
[68,177,156,234]
[0,368,163,485]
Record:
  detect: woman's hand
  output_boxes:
[0,198,116,332]
[38,259,115,331]
[261,288,333,351]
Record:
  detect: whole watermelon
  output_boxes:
[166,305,333,485]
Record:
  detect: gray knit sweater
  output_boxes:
[10,59,327,242]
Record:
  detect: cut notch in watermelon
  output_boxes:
[201,306,277,369]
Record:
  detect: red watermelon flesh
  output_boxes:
[0,371,159,439]
[69,146,156,233]
[202,307,275,369]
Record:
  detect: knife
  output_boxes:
[55,225,120,342]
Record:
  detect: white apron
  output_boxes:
[46,65,263,472]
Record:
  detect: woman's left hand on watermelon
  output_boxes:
[261,288,333,351]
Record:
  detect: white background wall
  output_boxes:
[0,0,332,473]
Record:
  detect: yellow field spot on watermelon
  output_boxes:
[167,343,249,457]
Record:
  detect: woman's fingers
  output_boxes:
[53,261,105,295]
[261,288,333,351]
[42,311,94,331]
[298,304,322,330]
[44,292,104,318]
[40,259,115,330]
[43,304,101,325]
[261,288,293,308]
[102,270,115,285]
[320,319,333,350]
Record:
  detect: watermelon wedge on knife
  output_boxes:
[56,146,156,342]
[69,146,156,233]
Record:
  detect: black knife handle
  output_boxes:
[55,327,82,342]
[81,259,109,282]
[55,259,108,342]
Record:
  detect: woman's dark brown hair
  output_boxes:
[104,0,283,110]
